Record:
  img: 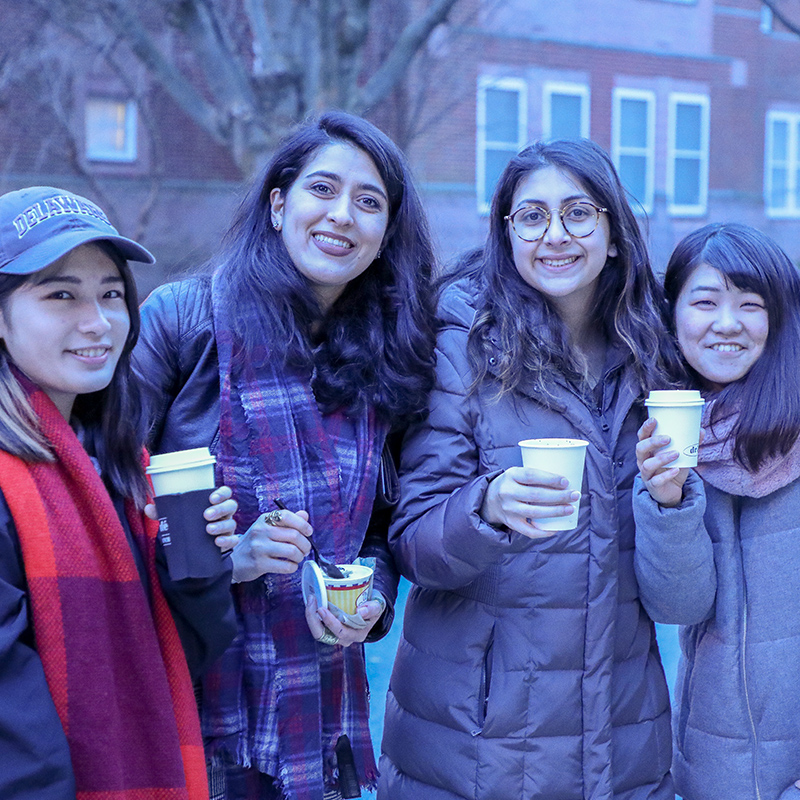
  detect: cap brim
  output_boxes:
[2,229,155,275]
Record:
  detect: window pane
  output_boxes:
[618,154,647,204]
[772,120,789,162]
[484,149,515,205]
[770,167,788,208]
[86,98,135,161]
[674,158,701,206]
[550,94,582,139]
[675,104,702,151]
[619,99,648,148]
[794,167,800,208]
[485,89,520,143]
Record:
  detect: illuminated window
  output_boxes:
[86,98,137,162]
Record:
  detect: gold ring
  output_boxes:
[263,509,282,526]
[318,628,339,646]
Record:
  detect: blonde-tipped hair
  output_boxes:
[0,351,53,462]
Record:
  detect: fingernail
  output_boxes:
[204,508,217,520]
[569,491,580,501]
[559,477,569,488]
[210,492,221,503]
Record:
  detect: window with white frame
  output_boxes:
[477,77,527,213]
[760,5,773,33]
[612,88,655,214]
[765,111,800,216]
[543,83,589,140]
[86,98,137,162]
[667,93,709,215]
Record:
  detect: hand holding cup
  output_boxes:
[304,592,384,648]
[145,484,237,546]
[480,466,578,539]
[636,418,693,508]
[146,448,233,580]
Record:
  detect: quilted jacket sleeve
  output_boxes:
[387,287,510,591]
[633,470,717,624]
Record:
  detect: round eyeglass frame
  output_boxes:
[504,202,608,242]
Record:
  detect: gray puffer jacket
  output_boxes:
[379,280,673,800]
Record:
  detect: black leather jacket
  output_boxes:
[132,277,399,637]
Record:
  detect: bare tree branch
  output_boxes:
[354,0,461,114]
[95,0,230,142]
[12,0,466,174]
[762,0,800,36]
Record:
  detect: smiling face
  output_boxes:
[269,141,390,311]
[0,243,131,419]
[674,262,769,390]
[508,165,617,321]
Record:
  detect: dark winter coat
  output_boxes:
[378,279,673,800]
[132,277,400,638]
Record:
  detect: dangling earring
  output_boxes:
[376,249,382,259]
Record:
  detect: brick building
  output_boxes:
[408,0,800,271]
[1,0,799,284]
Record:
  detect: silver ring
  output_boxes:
[318,628,340,646]
[263,509,282,526]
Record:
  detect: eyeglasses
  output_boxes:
[504,202,608,242]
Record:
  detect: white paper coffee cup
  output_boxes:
[644,390,705,468]
[518,438,588,531]
[146,447,216,496]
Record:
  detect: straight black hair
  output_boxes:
[665,222,800,470]
[0,241,150,506]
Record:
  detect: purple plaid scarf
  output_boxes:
[202,275,385,800]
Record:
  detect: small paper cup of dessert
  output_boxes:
[302,561,374,615]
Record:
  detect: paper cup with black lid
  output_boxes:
[146,447,225,580]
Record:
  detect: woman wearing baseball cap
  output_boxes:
[0,187,237,800]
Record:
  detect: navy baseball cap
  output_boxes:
[0,186,155,275]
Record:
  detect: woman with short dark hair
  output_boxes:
[379,139,679,800]
[635,223,800,800]
[134,111,437,800]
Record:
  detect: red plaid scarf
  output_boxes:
[0,383,208,800]
[202,278,385,800]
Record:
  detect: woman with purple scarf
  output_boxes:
[132,112,436,800]
[634,223,800,800]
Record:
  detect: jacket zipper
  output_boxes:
[737,498,762,800]
[474,626,495,735]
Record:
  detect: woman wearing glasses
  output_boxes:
[379,139,680,799]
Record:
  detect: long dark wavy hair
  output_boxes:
[665,222,800,470]
[460,139,681,396]
[215,110,437,424]
[0,242,150,506]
